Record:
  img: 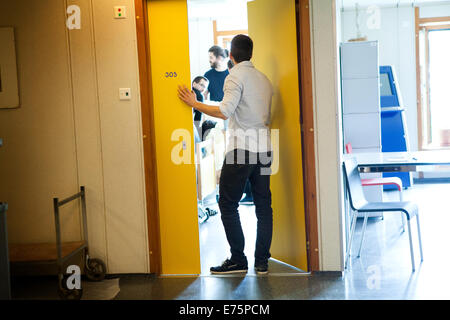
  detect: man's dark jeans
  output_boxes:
[218,149,273,267]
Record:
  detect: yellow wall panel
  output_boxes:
[147,0,201,275]
[248,0,308,271]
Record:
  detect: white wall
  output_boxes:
[89,0,149,274]
[310,0,345,271]
[341,6,418,151]
[0,0,149,274]
[419,2,450,17]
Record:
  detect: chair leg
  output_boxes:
[407,219,416,272]
[345,210,358,269]
[399,190,405,233]
[416,214,424,262]
[400,213,406,233]
[357,212,369,258]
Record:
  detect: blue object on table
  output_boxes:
[380,66,400,108]
[380,66,411,189]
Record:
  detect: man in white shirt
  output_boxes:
[178,34,273,275]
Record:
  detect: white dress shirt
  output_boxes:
[219,61,273,153]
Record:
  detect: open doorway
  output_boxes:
[186,0,307,276]
[140,0,313,276]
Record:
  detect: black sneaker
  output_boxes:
[210,259,248,274]
[254,263,268,275]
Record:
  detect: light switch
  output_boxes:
[119,88,131,100]
[114,6,127,19]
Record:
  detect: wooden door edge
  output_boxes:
[297,0,320,272]
[135,0,162,275]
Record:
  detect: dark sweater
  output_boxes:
[204,68,229,102]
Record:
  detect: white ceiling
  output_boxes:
[342,0,450,9]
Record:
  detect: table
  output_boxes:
[345,150,450,173]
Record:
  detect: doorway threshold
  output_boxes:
[200,257,308,277]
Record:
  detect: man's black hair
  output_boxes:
[192,76,208,84]
[208,45,227,59]
[230,34,253,63]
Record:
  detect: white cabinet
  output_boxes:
[341,40,381,151]
[341,41,383,207]
[341,41,381,153]
[342,78,380,114]
[343,113,381,149]
[341,41,379,80]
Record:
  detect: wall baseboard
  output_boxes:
[311,271,343,277]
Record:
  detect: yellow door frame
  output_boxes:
[134,0,319,274]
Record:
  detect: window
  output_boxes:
[416,8,450,149]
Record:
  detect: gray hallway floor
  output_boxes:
[10,182,450,300]
[341,181,450,300]
[113,182,450,299]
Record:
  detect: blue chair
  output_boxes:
[343,157,423,272]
